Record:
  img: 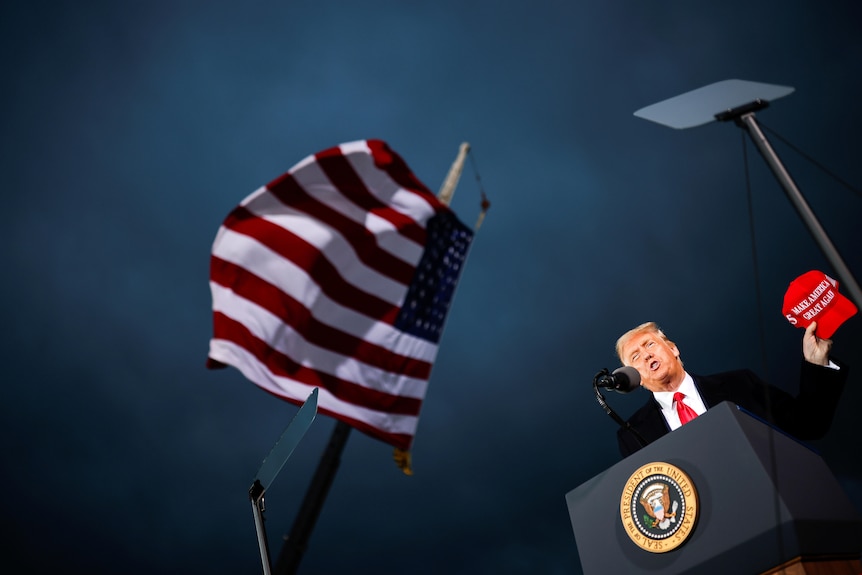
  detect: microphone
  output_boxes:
[591,366,647,449]
[596,366,640,393]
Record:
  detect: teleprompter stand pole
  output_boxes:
[273,420,352,575]
[247,388,318,575]
[718,105,862,311]
[634,80,862,312]
[250,480,273,575]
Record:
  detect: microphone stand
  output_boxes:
[593,369,646,448]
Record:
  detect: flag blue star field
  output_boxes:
[207,140,473,450]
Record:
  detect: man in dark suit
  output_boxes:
[616,321,848,457]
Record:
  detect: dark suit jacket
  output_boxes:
[617,360,848,457]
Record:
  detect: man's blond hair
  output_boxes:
[615,321,680,366]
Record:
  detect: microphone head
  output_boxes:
[611,366,641,393]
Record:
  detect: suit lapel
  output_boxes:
[693,374,730,408]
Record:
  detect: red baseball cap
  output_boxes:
[782,270,857,338]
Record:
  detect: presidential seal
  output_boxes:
[620,462,698,553]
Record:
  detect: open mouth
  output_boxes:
[649,360,660,371]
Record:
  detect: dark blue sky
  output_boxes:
[3,2,861,573]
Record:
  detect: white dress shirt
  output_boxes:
[652,372,708,431]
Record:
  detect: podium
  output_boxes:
[566,402,862,574]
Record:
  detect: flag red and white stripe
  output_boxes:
[207,140,473,450]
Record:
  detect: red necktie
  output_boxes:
[673,392,698,425]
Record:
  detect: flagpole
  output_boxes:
[271,142,472,574]
[273,420,351,575]
[437,142,470,206]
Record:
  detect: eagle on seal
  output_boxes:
[639,483,676,529]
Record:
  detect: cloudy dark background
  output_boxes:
[3,1,861,573]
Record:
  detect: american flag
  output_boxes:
[207,140,474,451]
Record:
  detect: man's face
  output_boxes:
[621,330,684,392]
